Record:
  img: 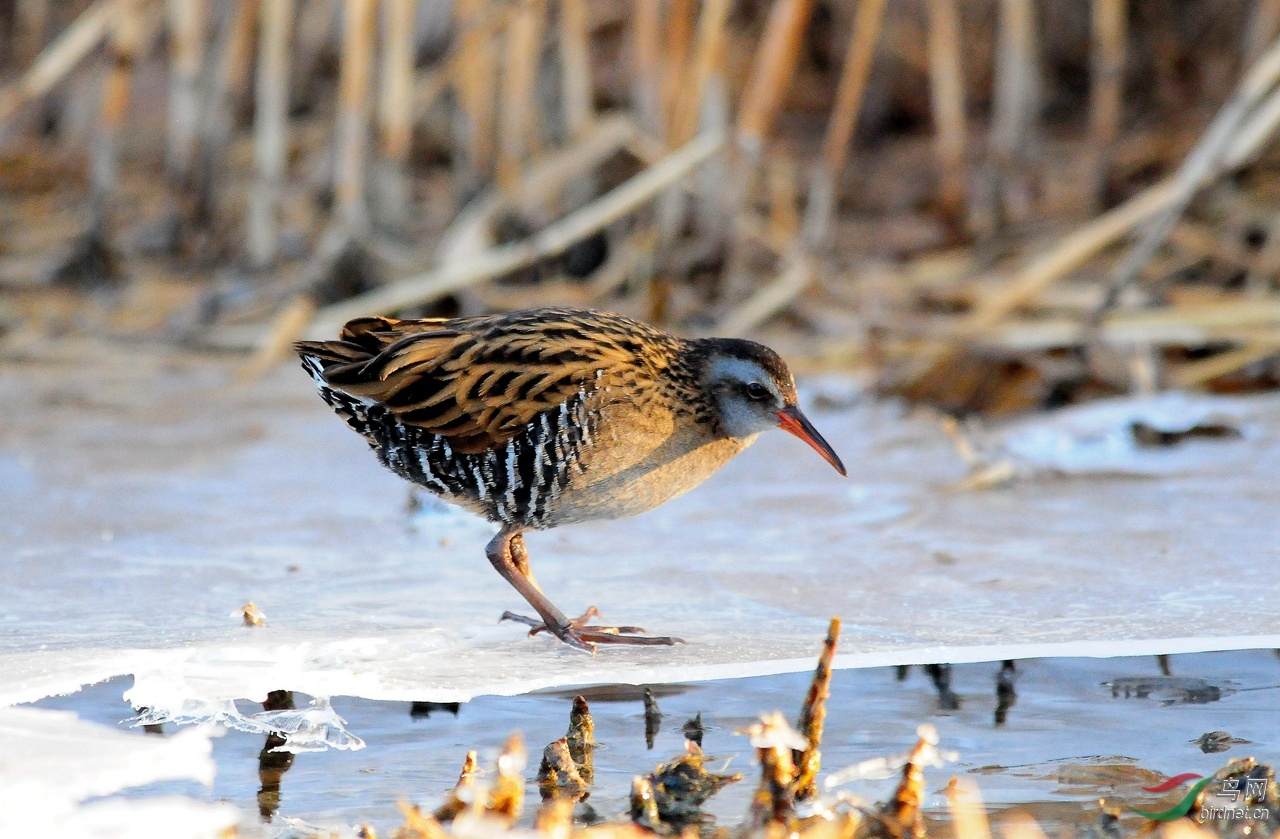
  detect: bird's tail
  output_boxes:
[293,337,373,384]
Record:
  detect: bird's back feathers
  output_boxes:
[294,308,681,454]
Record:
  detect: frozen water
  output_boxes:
[1000,391,1259,474]
[130,696,365,752]
[2,343,1279,742]
[0,705,236,837]
[30,650,1280,835]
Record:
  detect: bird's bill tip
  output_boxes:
[775,406,847,476]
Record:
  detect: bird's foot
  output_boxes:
[500,607,685,652]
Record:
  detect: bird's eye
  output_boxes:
[745,382,769,400]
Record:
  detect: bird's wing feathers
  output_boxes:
[295,309,671,453]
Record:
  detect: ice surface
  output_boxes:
[2,343,1279,743]
[1000,391,1258,474]
[130,696,365,752]
[0,705,237,837]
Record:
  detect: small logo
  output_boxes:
[1142,773,1204,794]
[1129,775,1211,821]
[1129,773,1272,823]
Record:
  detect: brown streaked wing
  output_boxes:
[318,310,668,454]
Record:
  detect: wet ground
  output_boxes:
[30,649,1280,836]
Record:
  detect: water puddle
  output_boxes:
[28,649,1280,836]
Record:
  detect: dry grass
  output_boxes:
[2,1,1280,414]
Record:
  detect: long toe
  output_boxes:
[499,611,544,628]
[499,610,678,649]
[570,629,685,646]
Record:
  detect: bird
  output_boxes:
[295,307,846,652]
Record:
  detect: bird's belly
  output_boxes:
[545,427,757,525]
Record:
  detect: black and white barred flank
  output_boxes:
[303,355,598,529]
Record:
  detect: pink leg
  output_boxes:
[486,529,683,653]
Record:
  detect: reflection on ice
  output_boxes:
[1001,391,1255,474]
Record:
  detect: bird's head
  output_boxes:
[695,338,847,476]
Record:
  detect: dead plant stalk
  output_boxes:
[0,0,122,124]
[926,0,967,223]
[307,129,726,337]
[165,0,205,181]
[498,0,549,193]
[334,0,378,232]
[248,0,293,269]
[558,0,593,140]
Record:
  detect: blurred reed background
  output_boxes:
[3,0,1280,414]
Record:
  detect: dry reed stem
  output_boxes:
[248,0,294,269]
[190,0,257,221]
[534,796,575,839]
[307,128,725,336]
[92,0,147,223]
[987,298,1280,350]
[820,0,888,175]
[0,0,121,124]
[373,0,418,230]
[488,734,526,824]
[498,0,549,193]
[558,0,593,140]
[1088,0,1126,204]
[1157,822,1217,839]
[165,0,205,181]
[717,254,814,337]
[735,0,818,154]
[433,751,479,822]
[958,178,1179,338]
[661,0,696,137]
[291,0,336,104]
[436,112,639,266]
[1246,213,1280,292]
[991,0,1039,162]
[720,0,816,302]
[885,730,931,839]
[668,0,732,147]
[1245,0,1280,69]
[803,0,887,247]
[766,153,800,245]
[745,713,805,827]
[1224,81,1280,170]
[793,617,840,801]
[944,777,992,839]
[997,811,1050,839]
[15,0,51,65]
[378,0,417,163]
[334,0,378,232]
[394,801,451,839]
[239,295,315,379]
[1169,343,1280,388]
[537,738,588,802]
[413,65,450,122]
[222,0,260,114]
[588,228,656,301]
[1097,36,1280,318]
[630,776,660,827]
[945,55,1280,354]
[630,0,663,138]
[567,695,595,784]
[452,0,500,190]
[925,0,967,224]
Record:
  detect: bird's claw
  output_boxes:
[499,607,684,652]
